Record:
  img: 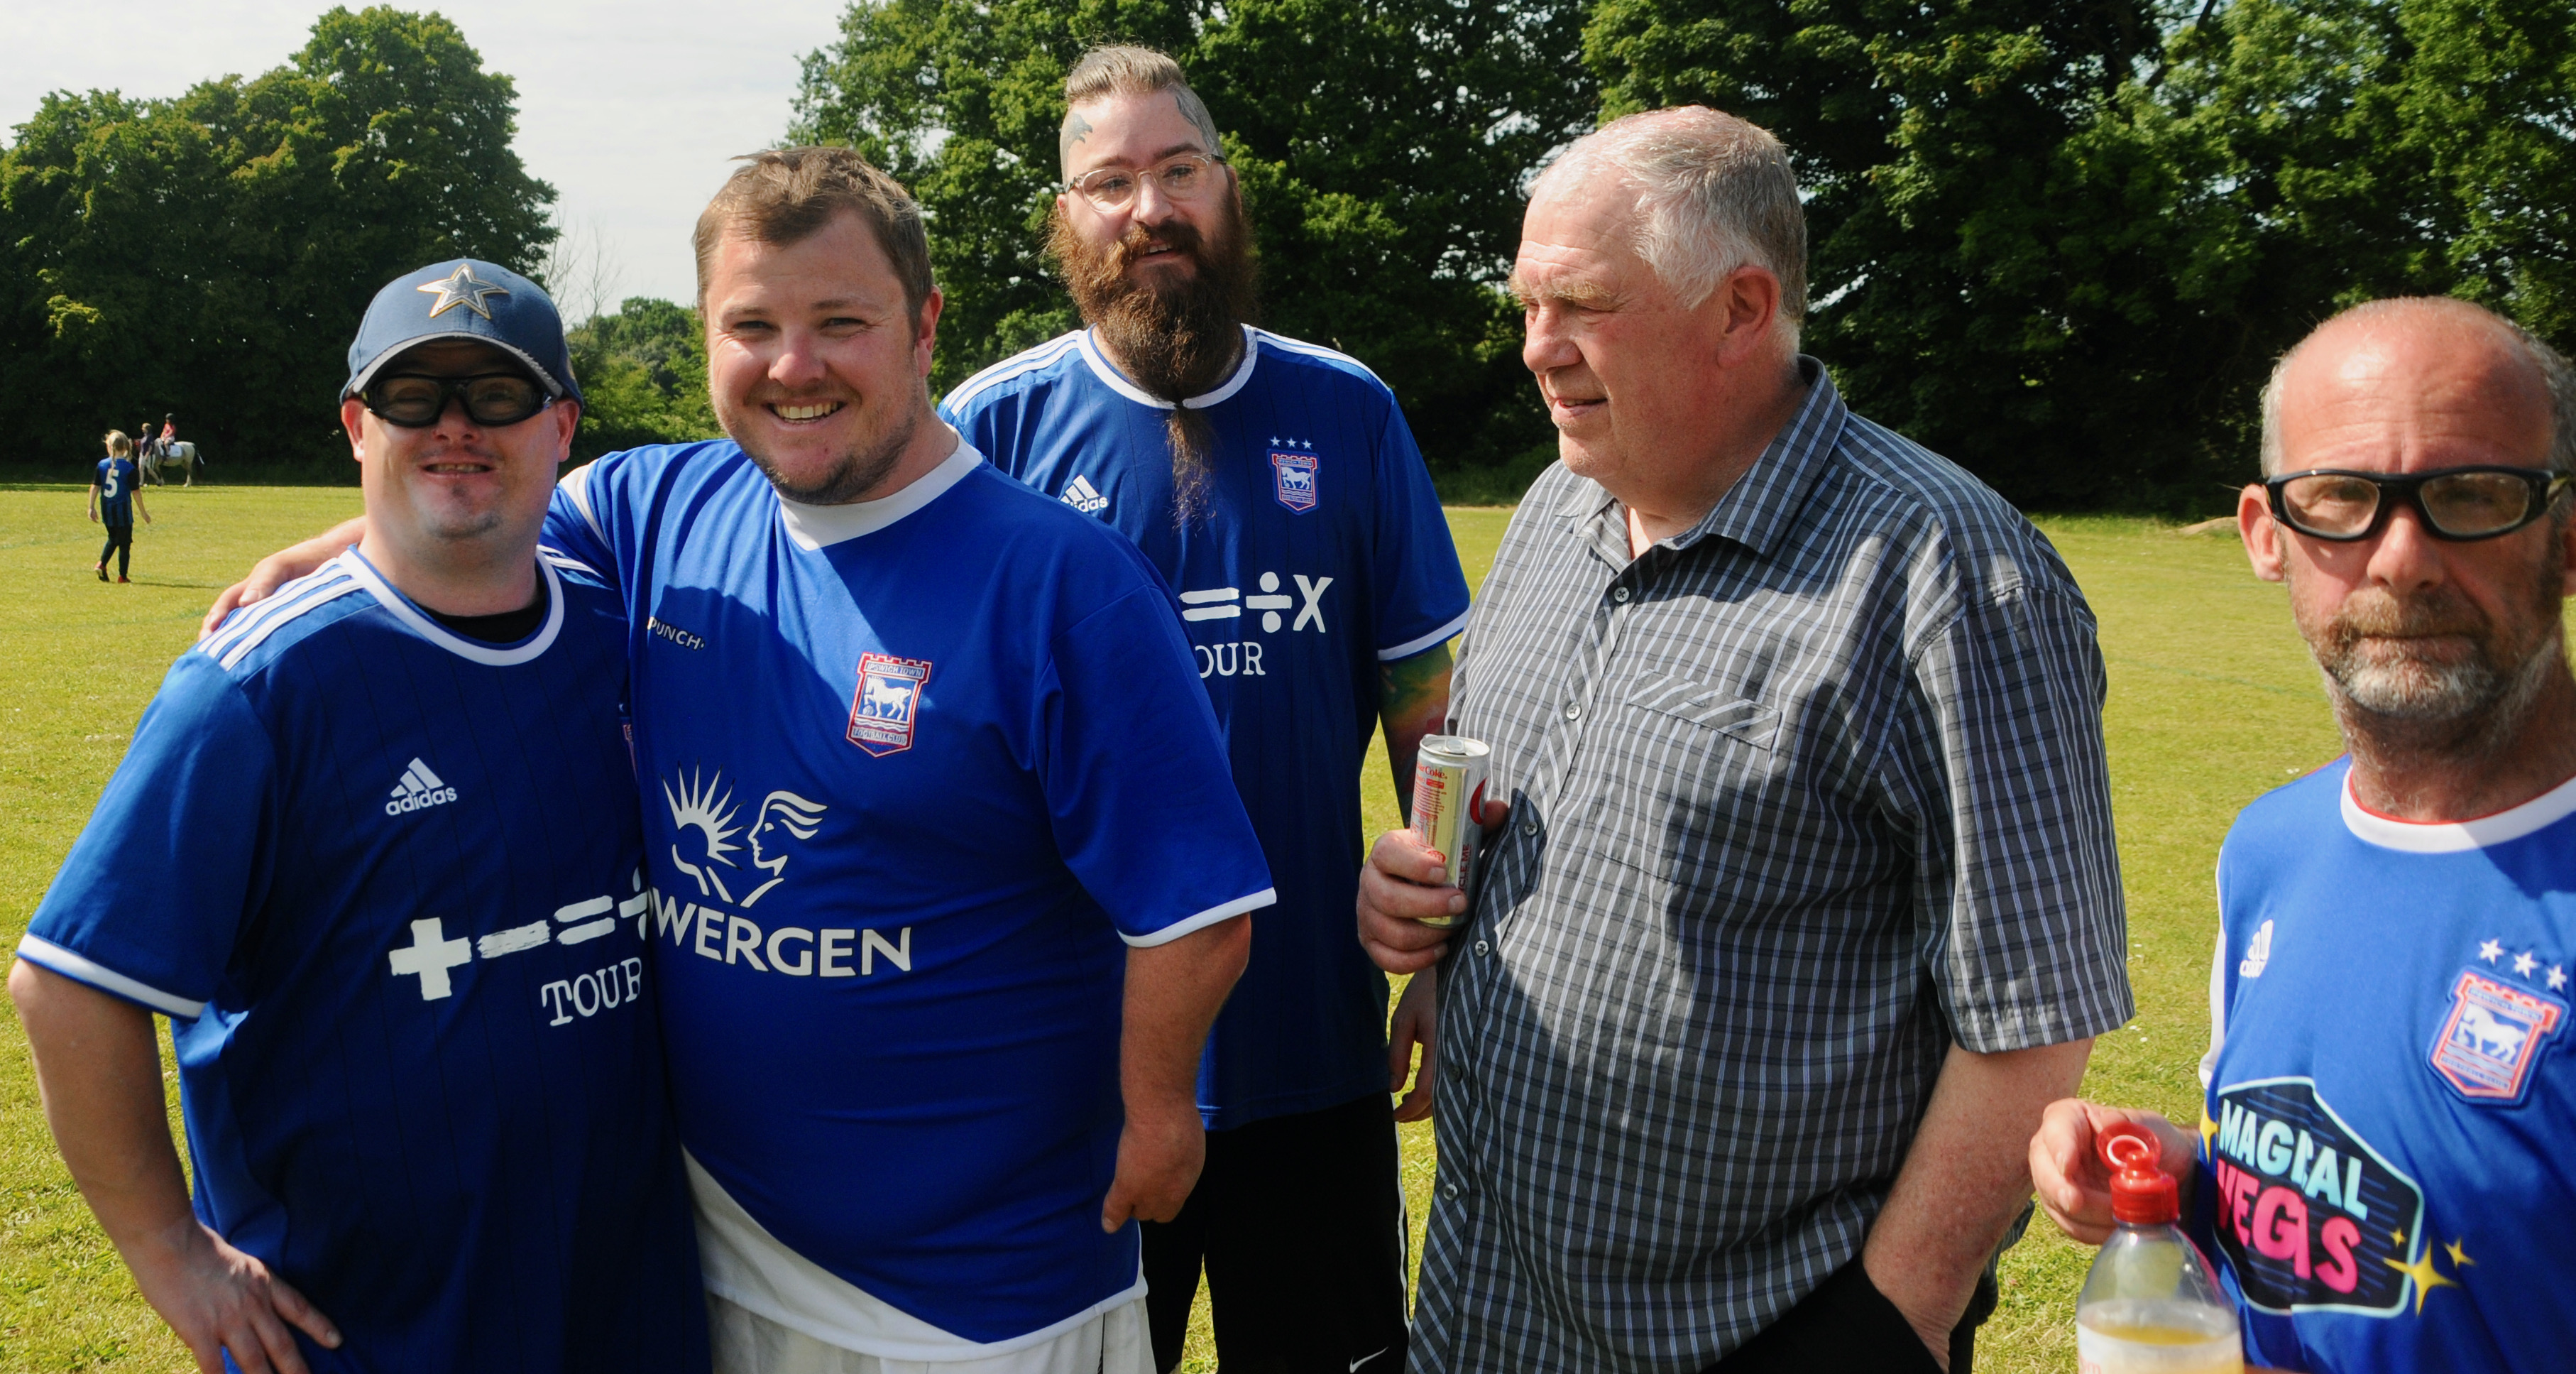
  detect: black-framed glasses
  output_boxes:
[1066,153,1227,210]
[2264,466,2572,542]
[361,372,553,429]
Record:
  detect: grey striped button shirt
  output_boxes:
[1410,361,2132,1373]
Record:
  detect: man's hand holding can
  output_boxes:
[1357,793,1511,976]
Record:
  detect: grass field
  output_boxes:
[0,485,2355,1371]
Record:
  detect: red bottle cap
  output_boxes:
[2100,1121,2178,1225]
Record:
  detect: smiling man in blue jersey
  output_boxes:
[12,261,706,1373]
[938,46,1471,1374]
[562,148,1274,1374]
[2033,297,2576,1370]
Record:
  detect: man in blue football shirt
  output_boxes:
[941,48,1470,1373]
[2032,297,2576,1370]
[89,429,150,582]
[13,261,706,1373]
[211,150,1274,1374]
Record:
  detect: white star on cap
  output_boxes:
[2479,939,2505,964]
[2514,951,2540,978]
[2549,966,2568,992]
[416,263,510,320]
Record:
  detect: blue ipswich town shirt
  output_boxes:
[16,549,705,1372]
[547,439,1274,1354]
[95,455,138,523]
[943,327,1470,1129]
[2198,758,2576,1370]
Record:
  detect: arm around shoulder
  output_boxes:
[201,516,366,639]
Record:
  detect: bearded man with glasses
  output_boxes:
[11,260,708,1373]
[939,45,1470,1374]
[2033,296,2576,1372]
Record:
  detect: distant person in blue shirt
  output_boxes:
[89,430,150,582]
[207,150,1272,1374]
[2032,297,2576,1371]
[13,260,708,1374]
[940,45,1469,1374]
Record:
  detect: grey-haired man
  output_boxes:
[1357,107,2134,1373]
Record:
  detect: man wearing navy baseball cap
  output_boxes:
[11,260,708,1373]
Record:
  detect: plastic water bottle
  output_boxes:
[2076,1121,2245,1373]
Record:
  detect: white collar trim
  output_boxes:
[2340,766,2576,852]
[775,437,982,552]
[1077,325,1259,410]
[339,547,564,666]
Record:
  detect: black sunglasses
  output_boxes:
[361,372,554,429]
[2264,466,2572,542]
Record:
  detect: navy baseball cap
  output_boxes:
[343,259,583,403]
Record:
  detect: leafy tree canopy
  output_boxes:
[0,7,557,473]
[1586,0,2576,508]
[568,297,721,461]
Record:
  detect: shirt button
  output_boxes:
[1611,586,1630,604]
[1474,939,1491,957]
[1521,819,1537,837]
[1564,702,1582,721]
[1442,1182,1460,1201]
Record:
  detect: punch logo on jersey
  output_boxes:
[2429,967,2565,1105]
[661,766,828,907]
[848,653,932,756]
[1060,474,1109,514]
[1270,444,1319,513]
[2207,1076,2425,1316]
[385,757,459,815]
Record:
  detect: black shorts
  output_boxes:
[1143,1091,1410,1374]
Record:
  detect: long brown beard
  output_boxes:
[1048,195,1258,523]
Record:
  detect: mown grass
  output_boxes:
[0,489,2362,1372]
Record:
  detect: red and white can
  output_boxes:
[1408,735,1490,929]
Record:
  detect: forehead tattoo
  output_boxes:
[1058,86,1224,181]
[1058,109,1094,180]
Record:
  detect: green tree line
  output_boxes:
[7,2,2570,506]
[800,0,2576,509]
[0,7,560,476]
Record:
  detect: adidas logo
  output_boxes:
[1061,475,1109,515]
[385,757,460,816]
[2237,918,2273,978]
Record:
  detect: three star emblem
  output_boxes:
[417,263,511,320]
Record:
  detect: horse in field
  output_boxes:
[140,441,201,486]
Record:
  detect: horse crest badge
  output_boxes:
[2429,968,2564,1105]
[847,653,933,757]
[1271,450,1319,513]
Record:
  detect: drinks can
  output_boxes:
[1408,736,1490,929]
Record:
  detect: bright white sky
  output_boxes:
[3,0,853,311]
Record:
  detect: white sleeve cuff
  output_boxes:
[1379,609,1472,663]
[14,934,207,1019]
[1119,888,1276,948]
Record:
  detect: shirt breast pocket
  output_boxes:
[1568,671,1790,913]
[1623,671,1777,751]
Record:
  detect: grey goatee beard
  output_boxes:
[1049,197,1257,524]
[2312,560,2569,768]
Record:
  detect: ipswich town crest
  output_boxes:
[848,653,932,757]
[1271,450,1319,513]
[2429,968,2565,1104]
